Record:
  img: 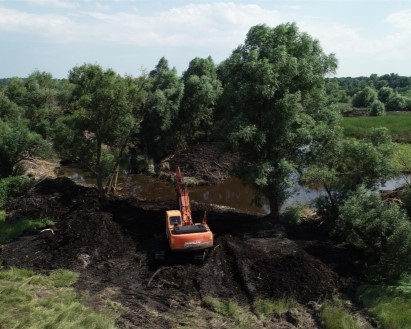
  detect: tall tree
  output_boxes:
[59,64,145,200]
[179,56,222,145]
[140,57,184,161]
[217,23,338,219]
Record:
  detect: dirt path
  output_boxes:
[0,178,373,328]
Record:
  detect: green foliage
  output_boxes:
[336,186,411,280]
[321,298,362,329]
[358,275,411,329]
[352,86,378,108]
[400,187,411,218]
[253,298,297,319]
[203,296,240,318]
[140,57,184,161]
[342,112,411,142]
[0,90,23,120]
[0,119,53,178]
[280,204,305,226]
[378,86,395,104]
[394,143,411,173]
[0,267,121,329]
[217,22,338,218]
[179,56,222,145]
[0,217,54,243]
[0,211,5,221]
[0,175,34,207]
[386,93,407,111]
[62,63,145,198]
[369,100,385,116]
[303,127,397,223]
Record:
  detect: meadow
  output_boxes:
[342,112,411,142]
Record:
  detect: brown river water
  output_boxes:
[58,166,408,215]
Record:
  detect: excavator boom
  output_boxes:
[164,166,213,258]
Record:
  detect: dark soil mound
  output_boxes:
[0,178,360,328]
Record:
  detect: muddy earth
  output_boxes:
[1,178,373,328]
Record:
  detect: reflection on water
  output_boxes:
[58,166,410,215]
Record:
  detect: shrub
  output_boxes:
[369,100,385,116]
[281,204,305,226]
[0,175,33,207]
[335,186,411,280]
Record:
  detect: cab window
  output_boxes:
[169,216,181,225]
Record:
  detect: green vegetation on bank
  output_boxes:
[321,298,362,329]
[358,275,411,329]
[342,112,411,142]
[0,267,123,329]
[252,298,297,319]
[0,216,54,244]
[0,175,34,207]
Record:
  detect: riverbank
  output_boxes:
[0,177,375,328]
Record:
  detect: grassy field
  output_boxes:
[358,275,411,329]
[0,267,124,329]
[342,112,411,142]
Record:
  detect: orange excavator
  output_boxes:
[159,167,213,262]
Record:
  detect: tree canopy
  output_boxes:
[217,22,338,218]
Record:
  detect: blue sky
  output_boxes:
[0,0,410,78]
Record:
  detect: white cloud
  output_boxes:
[0,2,281,47]
[0,6,75,36]
[385,9,411,33]
[26,0,78,9]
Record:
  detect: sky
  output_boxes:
[0,0,410,79]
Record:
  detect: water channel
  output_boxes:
[58,166,409,215]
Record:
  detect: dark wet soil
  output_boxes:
[1,177,369,328]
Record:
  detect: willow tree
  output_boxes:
[56,64,146,201]
[218,23,338,219]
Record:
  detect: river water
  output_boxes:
[58,166,409,215]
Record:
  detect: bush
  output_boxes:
[280,203,305,226]
[369,100,385,116]
[335,186,411,280]
[0,175,34,207]
[352,87,378,108]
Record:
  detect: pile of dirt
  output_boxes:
[0,178,364,328]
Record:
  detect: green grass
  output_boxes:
[203,296,241,318]
[358,275,411,329]
[0,217,55,243]
[321,298,362,329]
[0,267,124,329]
[394,143,411,173]
[253,298,297,319]
[202,296,254,326]
[342,112,411,142]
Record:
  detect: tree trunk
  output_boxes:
[95,139,106,204]
[269,198,281,220]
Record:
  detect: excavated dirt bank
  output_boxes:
[1,178,368,328]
